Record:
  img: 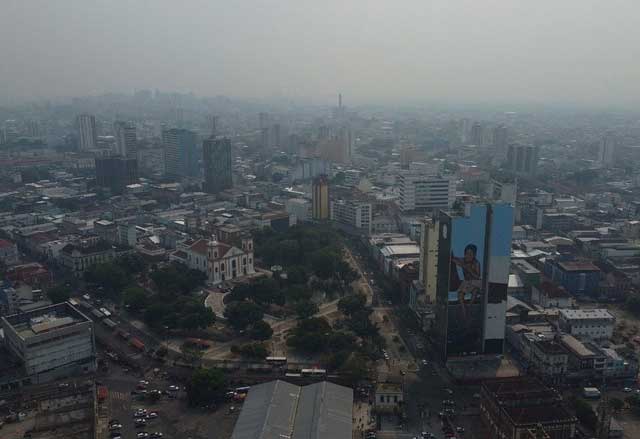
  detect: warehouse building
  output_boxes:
[231,380,352,439]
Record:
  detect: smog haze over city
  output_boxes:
[2,0,640,107]
[3,2,640,439]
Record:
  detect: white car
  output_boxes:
[168,385,180,391]
[624,387,633,393]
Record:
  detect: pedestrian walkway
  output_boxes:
[111,391,128,401]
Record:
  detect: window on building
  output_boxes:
[380,395,384,403]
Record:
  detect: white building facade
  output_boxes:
[398,172,455,212]
[330,199,372,234]
[558,309,615,340]
[207,238,255,285]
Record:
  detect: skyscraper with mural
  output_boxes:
[433,203,513,359]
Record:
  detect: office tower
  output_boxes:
[25,120,42,138]
[207,115,218,137]
[137,146,165,178]
[398,171,456,213]
[400,145,418,168]
[114,121,137,158]
[486,178,517,204]
[77,114,97,151]
[259,112,269,130]
[203,137,232,194]
[470,122,484,146]
[318,125,352,164]
[2,120,18,144]
[162,128,198,179]
[271,123,281,148]
[597,133,616,167]
[506,144,539,175]
[312,175,330,220]
[433,203,513,359]
[95,156,138,194]
[460,118,472,143]
[493,125,508,153]
[420,218,440,304]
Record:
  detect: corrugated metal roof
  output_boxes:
[231,380,353,439]
[231,380,300,439]
[293,381,353,439]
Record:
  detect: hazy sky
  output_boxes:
[2,1,640,106]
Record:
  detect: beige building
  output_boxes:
[60,240,115,275]
[312,175,330,220]
[419,218,439,304]
[375,382,403,413]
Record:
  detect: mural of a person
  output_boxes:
[451,243,481,308]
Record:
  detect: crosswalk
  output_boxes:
[111,391,128,401]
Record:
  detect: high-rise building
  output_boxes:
[470,122,484,146]
[433,203,513,359]
[506,144,539,175]
[318,124,352,164]
[271,123,281,148]
[25,120,42,138]
[420,218,440,305]
[95,156,138,194]
[597,133,616,167]
[137,146,166,178]
[312,175,330,220]
[77,114,97,151]
[162,128,198,179]
[493,125,508,156]
[203,137,232,194]
[114,121,137,158]
[259,112,269,130]
[398,172,456,213]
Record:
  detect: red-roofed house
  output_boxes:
[0,239,19,265]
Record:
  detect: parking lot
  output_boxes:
[98,361,239,439]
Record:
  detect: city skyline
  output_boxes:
[2,1,640,107]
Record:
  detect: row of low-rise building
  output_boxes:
[505,306,636,385]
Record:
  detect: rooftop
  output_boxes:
[376,382,403,394]
[231,380,352,439]
[538,280,570,298]
[559,334,599,358]
[3,302,89,340]
[504,405,576,426]
[535,340,568,356]
[557,261,600,272]
[559,308,614,321]
[512,259,541,275]
[380,244,421,257]
[483,377,559,403]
